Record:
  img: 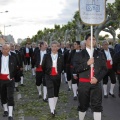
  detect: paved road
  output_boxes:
[0,73,119,120]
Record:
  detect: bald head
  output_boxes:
[2,44,10,56]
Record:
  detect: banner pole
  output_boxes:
[90,25,94,79]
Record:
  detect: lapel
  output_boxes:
[109,48,113,58]
[84,49,90,58]
[39,50,41,62]
[9,55,12,72]
[102,50,107,60]
[0,55,1,73]
[49,54,52,66]
[57,54,60,66]
[93,49,98,58]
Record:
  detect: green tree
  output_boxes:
[117,34,120,39]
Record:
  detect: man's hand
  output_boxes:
[20,68,23,71]
[73,75,78,80]
[87,58,94,65]
[90,77,98,84]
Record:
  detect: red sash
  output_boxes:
[79,78,90,82]
[50,67,58,76]
[36,65,43,72]
[0,74,9,80]
[70,65,73,68]
[25,53,30,57]
[106,60,112,69]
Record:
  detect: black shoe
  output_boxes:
[39,95,42,99]
[109,93,116,98]
[51,113,55,117]
[54,110,57,114]
[8,116,13,120]
[68,88,71,91]
[3,111,8,117]
[77,106,80,111]
[20,84,25,87]
[73,96,77,100]
[43,98,48,102]
[104,95,108,98]
[15,87,19,92]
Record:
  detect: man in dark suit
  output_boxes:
[58,42,67,55]
[64,43,73,91]
[0,44,17,120]
[30,42,38,76]
[70,41,81,100]
[10,43,21,92]
[42,41,64,117]
[73,34,107,120]
[35,41,48,102]
[113,50,120,97]
[24,43,31,71]
[58,42,67,83]
[101,40,116,98]
[15,44,24,86]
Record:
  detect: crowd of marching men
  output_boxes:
[0,33,120,120]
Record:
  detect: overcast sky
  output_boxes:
[0,0,117,42]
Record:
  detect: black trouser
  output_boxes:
[66,65,71,81]
[24,57,30,65]
[36,72,46,86]
[72,74,79,85]
[117,75,120,93]
[78,82,102,112]
[15,71,21,82]
[0,80,15,106]
[31,58,35,68]
[45,74,61,98]
[103,69,116,84]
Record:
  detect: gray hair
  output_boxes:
[2,43,10,49]
[102,40,109,45]
[50,41,59,47]
[80,40,86,46]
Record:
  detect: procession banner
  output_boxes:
[79,0,106,25]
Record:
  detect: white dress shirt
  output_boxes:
[40,50,46,65]
[104,49,112,64]
[1,55,9,74]
[51,53,58,72]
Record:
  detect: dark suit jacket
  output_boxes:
[15,50,23,68]
[73,49,107,82]
[58,48,67,55]
[0,54,17,80]
[35,49,50,68]
[10,52,20,69]
[30,47,39,63]
[42,53,64,75]
[64,50,71,65]
[23,47,31,57]
[101,48,115,61]
[113,51,120,73]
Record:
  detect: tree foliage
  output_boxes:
[22,0,120,45]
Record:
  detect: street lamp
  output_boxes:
[0,11,8,13]
[4,25,11,36]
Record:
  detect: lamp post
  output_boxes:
[4,25,11,36]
